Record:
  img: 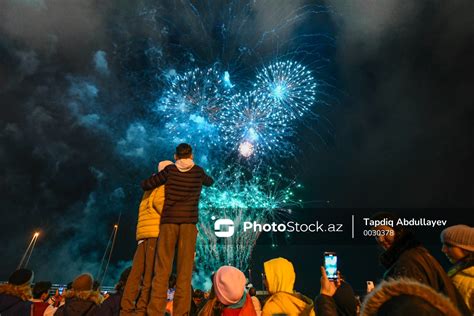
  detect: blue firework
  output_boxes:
[153,66,232,155]
[219,91,295,159]
[254,60,318,120]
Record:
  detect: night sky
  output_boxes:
[1,0,473,294]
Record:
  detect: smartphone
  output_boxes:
[324,251,338,281]
[58,287,64,295]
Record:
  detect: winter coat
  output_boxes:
[448,257,474,313]
[53,290,101,316]
[136,184,165,240]
[262,258,315,316]
[141,159,214,224]
[32,300,51,316]
[379,231,471,315]
[0,283,33,316]
[314,281,357,316]
[314,295,337,316]
[361,278,462,316]
[198,294,256,316]
[250,296,261,316]
[222,294,257,316]
[94,291,122,316]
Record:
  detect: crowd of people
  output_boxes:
[1,144,472,315]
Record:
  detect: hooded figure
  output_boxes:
[0,268,34,316]
[198,266,256,316]
[361,278,463,316]
[262,257,315,316]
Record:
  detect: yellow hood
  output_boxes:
[262,292,315,316]
[264,257,295,294]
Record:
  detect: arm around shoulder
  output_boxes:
[141,169,168,190]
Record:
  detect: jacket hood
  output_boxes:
[0,283,32,301]
[264,257,295,294]
[64,289,103,305]
[361,278,461,316]
[175,158,195,172]
[264,292,315,316]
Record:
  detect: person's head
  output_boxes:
[440,224,474,263]
[174,143,193,160]
[248,287,257,297]
[6,268,34,300]
[33,281,52,301]
[72,273,94,292]
[115,266,132,292]
[8,268,34,286]
[370,212,405,251]
[263,257,295,294]
[213,266,246,306]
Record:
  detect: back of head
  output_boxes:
[72,273,94,292]
[33,281,52,299]
[361,278,461,316]
[8,268,34,286]
[213,266,246,306]
[175,143,192,159]
[263,257,295,294]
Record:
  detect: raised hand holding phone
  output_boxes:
[320,266,338,297]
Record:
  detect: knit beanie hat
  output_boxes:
[8,268,34,286]
[213,266,246,306]
[440,225,474,252]
[72,273,94,291]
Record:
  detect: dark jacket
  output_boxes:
[314,282,357,316]
[315,295,337,316]
[54,296,100,316]
[141,163,214,224]
[380,232,471,315]
[0,294,32,316]
[0,283,33,316]
[94,291,121,316]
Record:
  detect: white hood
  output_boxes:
[175,158,195,172]
[158,160,174,172]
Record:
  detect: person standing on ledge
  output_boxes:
[142,143,214,316]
